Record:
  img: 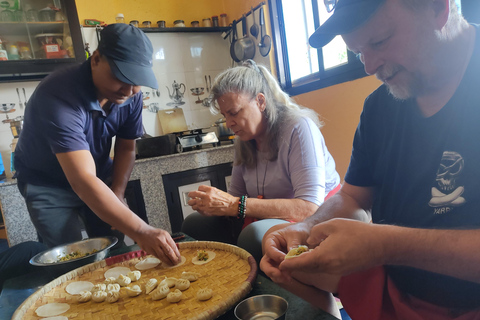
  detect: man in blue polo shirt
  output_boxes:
[14,24,181,265]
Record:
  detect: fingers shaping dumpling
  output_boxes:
[106,290,120,303]
[127,270,141,282]
[151,284,170,301]
[181,271,201,282]
[78,290,92,303]
[116,274,132,287]
[107,283,120,292]
[166,289,183,303]
[196,288,213,301]
[92,291,107,303]
[145,278,158,294]
[284,245,311,259]
[91,283,106,293]
[159,277,177,288]
[125,285,142,297]
[175,279,190,291]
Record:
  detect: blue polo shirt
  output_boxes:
[15,59,143,188]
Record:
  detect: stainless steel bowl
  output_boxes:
[234,295,288,320]
[29,237,117,276]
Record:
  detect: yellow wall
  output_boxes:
[294,76,382,180]
[75,0,264,27]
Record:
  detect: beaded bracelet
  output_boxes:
[237,195,247,219]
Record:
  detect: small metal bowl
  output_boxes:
[234,294,288,320]
[29,237,117,276]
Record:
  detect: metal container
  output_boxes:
[234,295,288,320]
[213,118,233,138]
[30,237,117,276]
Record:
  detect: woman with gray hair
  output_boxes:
[182,60,340,263]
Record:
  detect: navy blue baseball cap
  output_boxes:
[98,23,158,89]
[309,0,387,48]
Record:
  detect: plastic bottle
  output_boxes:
[115,13,125,24]
[8,45,19,60]
[0,39,8,61]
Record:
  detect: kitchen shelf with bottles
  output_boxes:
[0,0,85,82]
[140,26,230,33]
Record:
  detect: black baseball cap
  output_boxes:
[309,0,387,48]
[98,23,158,89]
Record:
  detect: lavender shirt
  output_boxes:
[228,117,340,205]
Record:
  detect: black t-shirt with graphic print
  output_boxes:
[344,24,480,308]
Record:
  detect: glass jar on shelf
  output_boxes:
[202,18,211,27]
[220,13,228,27]
[211,16,219,27]
[115,13,125,24]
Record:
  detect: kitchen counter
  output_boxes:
[0,144,234,246]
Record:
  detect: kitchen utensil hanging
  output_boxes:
[16,88,23,110]
[258,7,272,57]
[234,15,255,61]
[249,7,259,39]
[230,20,241,63]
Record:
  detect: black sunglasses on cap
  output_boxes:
[324,0,339,12]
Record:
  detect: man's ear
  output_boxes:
[90,50,101,67]
[432,0,450,29]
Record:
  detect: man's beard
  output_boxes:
[376,63,422,100]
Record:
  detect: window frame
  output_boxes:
[268,0,369,96]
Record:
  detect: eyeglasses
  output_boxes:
[324,0,339,13]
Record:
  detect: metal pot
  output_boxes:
[213,118,233,137]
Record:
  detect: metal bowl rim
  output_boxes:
[29,236,118,266]
[234,294,289,319]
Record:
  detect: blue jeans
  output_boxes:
[17,182,124,248]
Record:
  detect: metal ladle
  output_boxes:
[249,7,259,39]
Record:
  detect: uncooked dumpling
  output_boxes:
[127,270,141,281]
[166,289,183,303]
[65,281,94,295]
[41,316,69,320]
[78,290,92,303]
[104,277,117,285]
[175,278,190,291]
[104,266,131,280]
[116,274,132,287]
[181,271,201,282]
[35,303,70,317]
[92,291,108,303]
[159,276,177,288]
[196,288,213,301]
[145,278,158,294]
[125,285,142,297]
[284,245,311,259]
[106,290,120,303]
[192,250,216,265]
[151,284,170,300]
[91,283,106,292]
[107,283,120,292]
[135,257,161,270]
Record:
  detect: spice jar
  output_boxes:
[220,13,228,27]
[202,18,212,27]
[211,16,219,27]
[115,13,125,24]
[142,21,151,28]
[191,20,199,28]
[174,20,185,27]
[129,20,139,27]
[157,20,166,28]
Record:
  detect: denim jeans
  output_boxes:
[17,181,125,248]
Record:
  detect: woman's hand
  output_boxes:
[188,185,238,217]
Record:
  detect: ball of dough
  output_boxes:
[106,290,120,303]
[104,277,117,285]
[78,291,92,303]
[91,283,106,293]
[107,283,120,292]
[92,291,107,303]
[116,274,132,287]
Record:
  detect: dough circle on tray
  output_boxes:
[135,257,161,270]
[42,316,69,320]
[104,266,131,280]
[65,281,94,295]
[192,250,216,265]
[35,303,70,317]
[161,256,186,269]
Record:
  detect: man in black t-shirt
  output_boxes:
[261,0,480,318]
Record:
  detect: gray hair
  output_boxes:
[401,0,469,40]
[209,60,322,168]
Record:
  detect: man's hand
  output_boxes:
[279,218,386,276]
[133,225,182,266]
[188,185,237,217]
